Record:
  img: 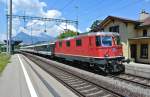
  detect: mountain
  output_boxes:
[13,32,55,44]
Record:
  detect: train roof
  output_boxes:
[58,32,119,41]
[20,42,54,49]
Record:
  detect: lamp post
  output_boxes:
[8,0,12,54]
[75,6,78,33]
[6,0,9,53]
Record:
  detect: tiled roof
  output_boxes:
[100,16,141,28]
[140,17,150,26]
[108,16,140,23]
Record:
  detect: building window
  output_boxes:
[76,39,82,46]
[59,41,62,47]
[140,44,148,59]
[143,30,147,37]
[109,25,119,33]
[66,41,70,47]
[101,28,104,31]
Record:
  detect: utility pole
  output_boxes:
[6,0,9,53]
[6,16,9,53]
[75,6,79,33]
[8,0,12,54]
[30,25,33,44]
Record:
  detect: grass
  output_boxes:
[0,53,10,73]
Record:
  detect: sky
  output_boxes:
[0,0,150,41]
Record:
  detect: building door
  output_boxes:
[130,44,137,61]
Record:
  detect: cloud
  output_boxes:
[86,27,91,32]
[0,33,6,41]
[2,0,78,39]
[10,0,47,15]
[45,10,62,18]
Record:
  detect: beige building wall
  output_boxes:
[136,28,150,37]
[103,20,132,59]
[101,18,150,63]
[136,28,150,63]
[136,40,150,63]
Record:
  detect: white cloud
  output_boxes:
[59,23,78,32]
[45,10,62,18]
[10,0,46,15]
[0,33,6,41]
[86,27,91,32]
[1,0,79,40]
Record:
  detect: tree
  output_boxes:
[90,20,103,32]
[57,30,79,39]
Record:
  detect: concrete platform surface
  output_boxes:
[0,54,78,97]
[125,62,150,78]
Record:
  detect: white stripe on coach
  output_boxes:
[18,54,38,97]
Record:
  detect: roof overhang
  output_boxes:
[129,36,150,40]
[99,16,141,28]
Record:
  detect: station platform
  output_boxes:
[0,54,78,97]
[125,62,150,79]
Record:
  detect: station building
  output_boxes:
[97,10,150,64]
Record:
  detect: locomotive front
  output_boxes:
[95,33,127,74]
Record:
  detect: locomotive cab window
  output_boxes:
[114,36,121,45]
[101,36,112,46]
[76,39,82,46]
[66,41,70,47]
[96,36,101,46]
[59,41,62,47]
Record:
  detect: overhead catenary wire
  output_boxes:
[80,0,140,28]
[60,0,75,11]
[79,0,125,23]
[94,0,140,19]
[49,0,59,9]
[81,0,115,15]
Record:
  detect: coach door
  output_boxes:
[130,44,137,62]
[88,36,95,56]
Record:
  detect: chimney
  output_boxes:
[139,9,150,21]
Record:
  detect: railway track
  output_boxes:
[23,53,124,97]
[112,73,150,89]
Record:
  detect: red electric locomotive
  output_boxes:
[55,32,127,74]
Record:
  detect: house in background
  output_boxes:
[0,41,6,52]
[97,10,150,64]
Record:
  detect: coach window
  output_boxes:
[114,36,121,45]
[76,39,82,46]
[59,41,62,47]
[66,41,70,47]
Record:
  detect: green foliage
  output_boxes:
[0,53,10,73]
[57,30,79,39]
[90,20,103,32]
[0,44,4,53]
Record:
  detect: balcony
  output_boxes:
[129,36,150,40]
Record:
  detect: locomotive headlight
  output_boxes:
[108,60,112,64]
[104,54,109,57]
[117,61,122,64]
[120,53,123,56]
